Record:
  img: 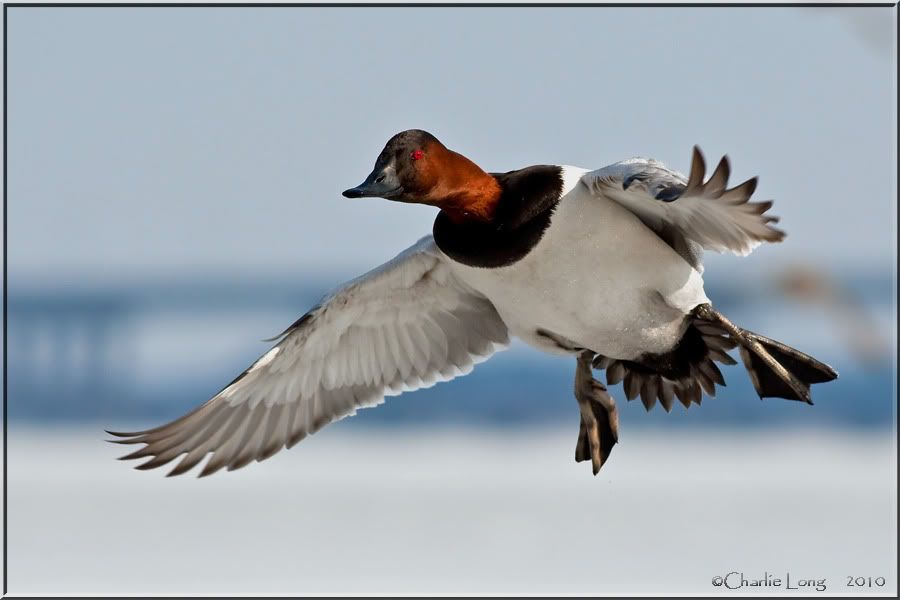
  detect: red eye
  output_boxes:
[411,150,424,161]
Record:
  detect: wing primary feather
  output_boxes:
[685,145,706,193]
[198,404,253,477]
[705,155,730,195]
[225,403,269,471]
[165,404,238,477]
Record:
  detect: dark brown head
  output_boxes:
[343,129,502,222]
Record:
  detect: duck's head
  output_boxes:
[343,129,501,223]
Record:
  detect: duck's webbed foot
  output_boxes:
[574,351,619,475]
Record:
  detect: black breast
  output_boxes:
[432,165,564,268]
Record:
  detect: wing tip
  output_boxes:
[117,446,151,461]
[687,145,707,191]
[105,429,150,445]
[105,428,139,439]
[166,465,190,478]
[197,464,220,478]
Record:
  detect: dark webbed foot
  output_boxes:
[574,351,619,475]
[692,303,837,404]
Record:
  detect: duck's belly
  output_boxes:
[449,186,709,360]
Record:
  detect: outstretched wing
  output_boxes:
[108,236,509,477]
[582,146,785,257]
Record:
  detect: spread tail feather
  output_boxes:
[593,323,737,411]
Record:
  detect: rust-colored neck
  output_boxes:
[418,144,502,224]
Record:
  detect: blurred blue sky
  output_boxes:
[6,6,897,284]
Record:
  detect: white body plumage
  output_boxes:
[449,166,709,360]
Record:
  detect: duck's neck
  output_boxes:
[430,150,502,224]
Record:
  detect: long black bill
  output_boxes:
[342,167,401,199]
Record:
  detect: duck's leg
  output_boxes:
[574,350,619,475]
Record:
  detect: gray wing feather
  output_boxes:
[583,146,785,260]
[108,236,510,477]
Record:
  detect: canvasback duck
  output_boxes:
[110,129,838,477]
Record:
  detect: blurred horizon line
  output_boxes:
[8,258,897,288]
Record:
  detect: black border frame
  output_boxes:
[2,2,898,598]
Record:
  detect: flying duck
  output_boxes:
[109,129,838,477]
